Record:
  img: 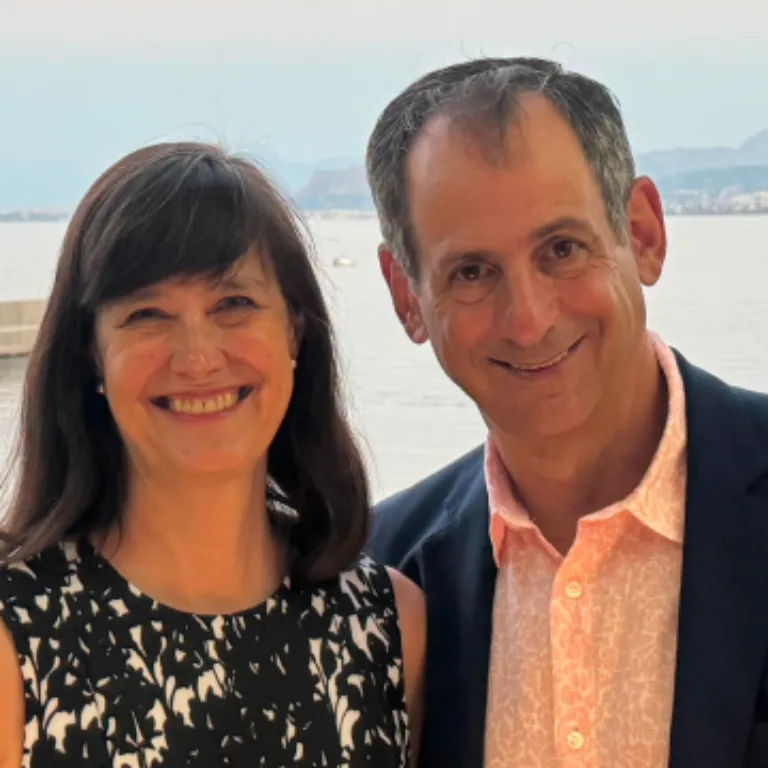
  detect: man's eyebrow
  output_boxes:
[529,216,596,243]
[432,217,598,270]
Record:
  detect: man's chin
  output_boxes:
[483,398,598,443]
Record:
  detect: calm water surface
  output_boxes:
[0,214,766,499]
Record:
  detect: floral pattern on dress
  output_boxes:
[0,540,409,767]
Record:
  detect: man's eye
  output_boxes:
[550,239,581,260]
[446,262,497,304]
[452,263,489,282]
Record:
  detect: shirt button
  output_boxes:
[567,730,585,750]
[565,580,583,599]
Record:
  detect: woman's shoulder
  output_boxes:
[0,540,87,712]
[334,555,425,655]
[0,539,85,615]
[0,613,24,768]
[336,555,426,754]
[334,553,398,611]
[334,554,423,613]
[337,551,420,595]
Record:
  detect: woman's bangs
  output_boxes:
[85,156,265,307]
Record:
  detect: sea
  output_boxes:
[0,213,766,501]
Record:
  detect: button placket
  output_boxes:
[565,580,583,600]
[553,534,597,763]
[567,729,586,751]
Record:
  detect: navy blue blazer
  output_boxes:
[368,353,768,768]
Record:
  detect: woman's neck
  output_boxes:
[96,468,288,615]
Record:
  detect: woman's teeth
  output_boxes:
[168,391,239,415]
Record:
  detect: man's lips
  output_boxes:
[490,336,585,374]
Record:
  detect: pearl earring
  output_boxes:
[291,359,297,370]
[96,383,105,395]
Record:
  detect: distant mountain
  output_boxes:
[244,149,360,196]
[635,129,768,177]
[653,165,768,214]
[654,164,768,198]
[0,149,360,211]
[740,128,768,155]
[5,129,768,213]
[291,129,768,214]
[635,130,768,213]
[294,166,374,211]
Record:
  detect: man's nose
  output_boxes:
[496,269,559,349]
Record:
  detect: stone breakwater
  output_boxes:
[0,300,45,356]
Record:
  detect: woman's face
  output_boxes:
[94,250,299,482]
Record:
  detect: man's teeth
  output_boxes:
[168,391,239,415]
[512,347,571,372]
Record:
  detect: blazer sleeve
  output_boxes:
[367,489,432,590]
[745,654,768,766]
[366,445,486,590]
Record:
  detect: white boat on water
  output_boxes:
[332,255,357,268]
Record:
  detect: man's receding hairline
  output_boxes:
[367,58,636,277]
[397,107,625,278]
[408,91,579,175]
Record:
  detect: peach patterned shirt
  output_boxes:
[484,334,687,768]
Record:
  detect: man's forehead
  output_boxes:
[410,118,592,221]
[407,157,603,268]
[411,94,577,162]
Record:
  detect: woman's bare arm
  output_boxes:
[0,619,23,768]
[387,568,426,767]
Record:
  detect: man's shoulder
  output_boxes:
[715,376,768,454]
[368,445,486,567]
[676,352,768,484]
[678,352,768,431]
[728,380,768,420]
[729,375,768,408]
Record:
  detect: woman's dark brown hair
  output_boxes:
[0,142,369,583]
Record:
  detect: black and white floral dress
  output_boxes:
[0,539,410,767]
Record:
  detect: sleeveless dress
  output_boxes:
[0,539,410,767]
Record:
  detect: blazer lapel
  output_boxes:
[419,469,497,768]
[669,356,768,767]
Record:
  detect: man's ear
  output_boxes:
[627,176,667,287]
[378,245,428,344]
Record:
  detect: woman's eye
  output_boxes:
[124,307,167,325]
[217,295,258,311]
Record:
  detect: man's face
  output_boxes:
[380,94,667,440]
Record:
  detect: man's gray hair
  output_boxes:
[366,57,637,279]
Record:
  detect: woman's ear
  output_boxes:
[91,341,104,387]
[290,314,305,362]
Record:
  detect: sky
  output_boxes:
[3,0,767,45]
[2,0,768,206]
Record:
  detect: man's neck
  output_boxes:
[492,337,668,554]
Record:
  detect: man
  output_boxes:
[365,57,768,768]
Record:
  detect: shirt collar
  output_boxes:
[486,332,687,565]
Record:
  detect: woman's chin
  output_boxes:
[162,451,263,482]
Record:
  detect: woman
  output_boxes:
[0,143,425,767]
